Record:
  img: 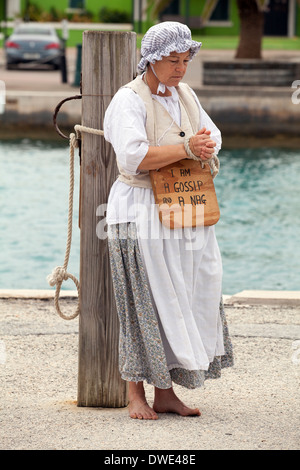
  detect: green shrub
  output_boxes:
[21,2,94,23]
[22,2,42,21]
[99,7,131,24]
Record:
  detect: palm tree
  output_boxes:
[235,0,265,58]
[147,0,279,59]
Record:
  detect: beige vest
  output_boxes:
[117,77,200,189]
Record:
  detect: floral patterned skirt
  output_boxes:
[108,222,234,389]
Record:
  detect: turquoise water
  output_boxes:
[0,139,80,292]
[214,147,300,293]
[0,139,299,294]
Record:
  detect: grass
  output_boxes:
[191,35,300,50]
[125,34,300,51]
[261,36,300,50]
[70,32,300,50]
[1,27,300,51]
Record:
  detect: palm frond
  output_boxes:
[255,0,270,11]
[201,0,219,25]
[146,0,173,19]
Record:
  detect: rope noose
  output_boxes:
[47,125,104,320]
[47,123,218,319]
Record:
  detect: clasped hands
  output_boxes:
[188,127,216,161]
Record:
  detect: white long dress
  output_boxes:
[104,78,225,378]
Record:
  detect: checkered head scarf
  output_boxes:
[137,21,202,73]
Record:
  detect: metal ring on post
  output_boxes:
[53,94,82,139]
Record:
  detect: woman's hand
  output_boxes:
[189,127,216,161]
[137,128,217,171]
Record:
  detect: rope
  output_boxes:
[184,136,220,179]
[47,123,218,319]
[47,124,104,320]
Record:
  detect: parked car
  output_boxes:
[5,23,62,70]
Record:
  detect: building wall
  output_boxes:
[297,3,300,35]
[173,0,300,37]
[193,0,240,36]
[159,0,239,36]
[15,0,300,37]
[20,0,132,18]
[7,0,21,18]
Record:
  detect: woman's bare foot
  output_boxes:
[128,382,158,420]
[153,387,201,417]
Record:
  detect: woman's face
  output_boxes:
[152,51,191,87]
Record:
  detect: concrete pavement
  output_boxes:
[0,289,299,451]
[1,47,299,92]
[1,47,299,143]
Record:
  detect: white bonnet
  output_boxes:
[138,21,202,72]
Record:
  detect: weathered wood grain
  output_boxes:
[78,31,136,407]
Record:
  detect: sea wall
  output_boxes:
[195,85,300,146]
[1,85,299,146]
[1,53,300,146]
[1,91,82,139]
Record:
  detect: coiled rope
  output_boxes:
[47,124,104,320]
[47,124,219,320]
[184,136,220,179]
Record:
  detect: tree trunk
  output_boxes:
[235,0,264,59]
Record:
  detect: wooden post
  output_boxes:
[77,31,136,407]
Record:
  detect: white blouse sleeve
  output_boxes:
[103,87,149,175]
[190,88,222,155]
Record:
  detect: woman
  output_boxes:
[104,22,233,420]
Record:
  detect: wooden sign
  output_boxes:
[150,159,220,229]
